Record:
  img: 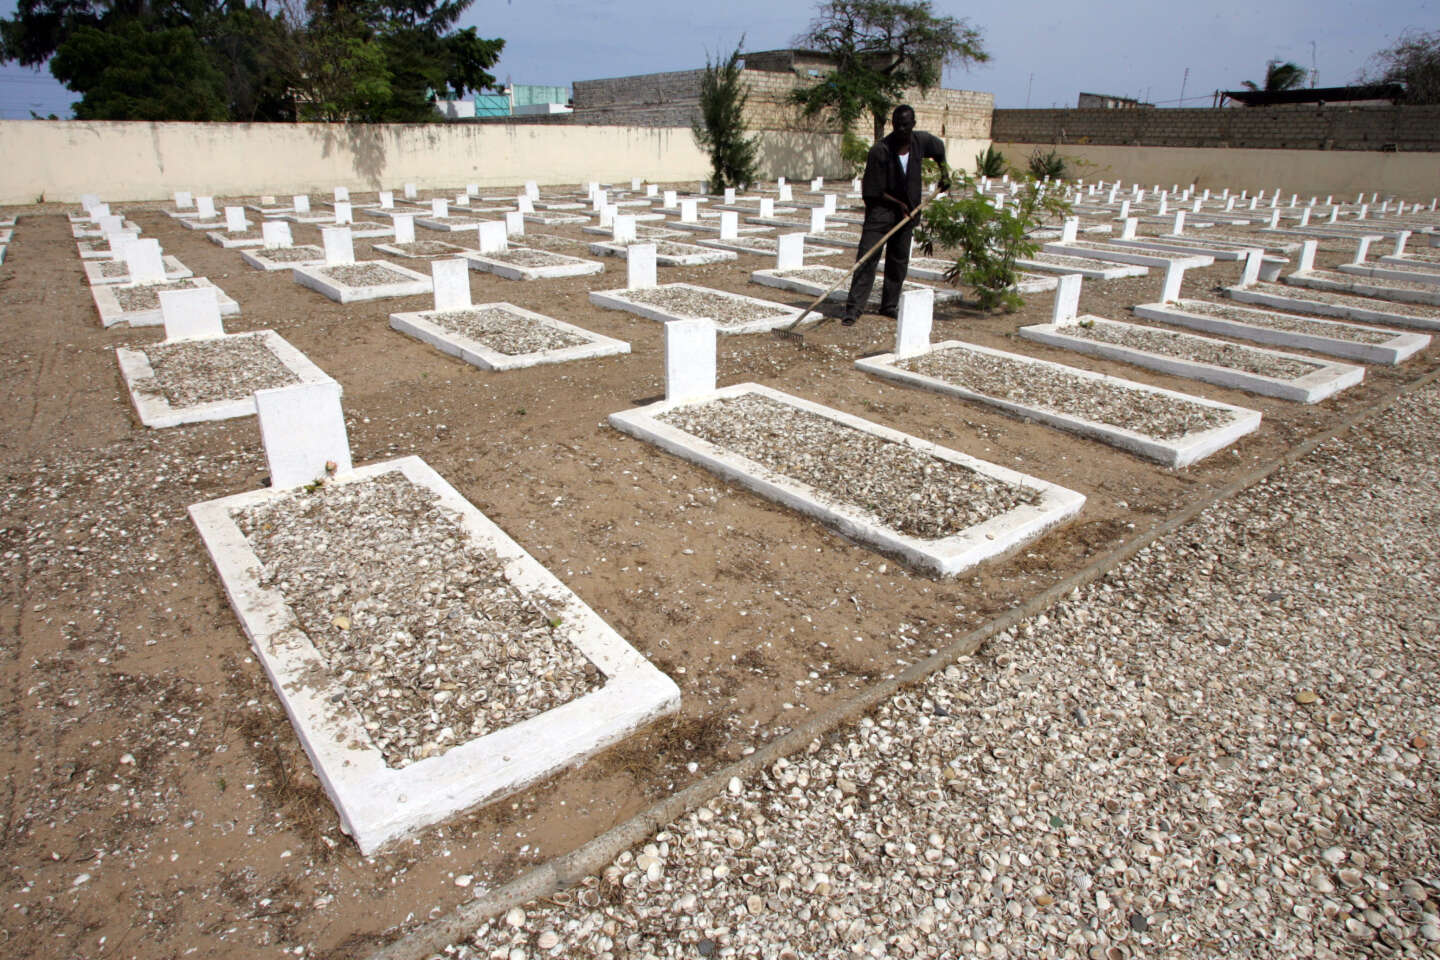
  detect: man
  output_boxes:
[842,104,951,326]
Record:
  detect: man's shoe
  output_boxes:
[877,307,898,319]
[841,316,857,326]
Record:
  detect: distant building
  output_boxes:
[1076,92,1151,109]
[568,48,992,139]
[1219,83,1405,108]
[437,84,573,120]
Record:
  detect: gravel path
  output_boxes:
[900,346,1235,440]
[234,471,602,769]
[658,393,1037,540]
[453,379,1440,960]
[430,307,589,355]
[134,334,299,407]
[1065,320,1323,379]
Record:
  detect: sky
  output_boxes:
[0,0,1434,119]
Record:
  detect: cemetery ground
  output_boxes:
[0,197,1437,960]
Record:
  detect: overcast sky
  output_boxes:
[0,0,1433,119]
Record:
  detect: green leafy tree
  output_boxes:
[790,0,988,141]
[915,173,1071,311]
[50,21,229,120]
[691,40,760,191]
[1241,59,1307,92]
[973,144,1004,176]
[1365,29,1440,104]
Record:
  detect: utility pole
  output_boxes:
[1026,73,1034,108]
[1311,41,1318,88]
[1179,67,1189,106]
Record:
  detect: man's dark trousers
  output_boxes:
[845,205,912,320]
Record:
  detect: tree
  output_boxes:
[1241,59,1307,93]
[692,41,760,191]
[50,21,229,121]
[790,0,988,142]
[1365,29,1440,104]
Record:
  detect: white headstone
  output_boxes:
[261,195,276,205]
[525,180,539,200]
[778,184,793,202]
[431,259,471,311]
[431,198,449,218]
[261,220,293,249]
[174,191,194,210]
[810,178,822,191]
[1052,273,1082,324]
[1240,249,1264,287]
[627,244,657,289]
[453,194,469,207]
[719,211,738,241]
[255,381,352,490]
[759,198,775,217]
[679,199,698,223]
[852,178,862,193]
[1267,209,1281,228]
[776,232,805,270]
[809,207,827,234]
[505,211,526,237]
[467,183,479,196]
[393,214,415,244]
[1393,231,1411,257]
[1160,259,1187,303]
[1354,235,1378,263]
[1156,195,1168,216]
[894,288,934,358]
[631,177,642,191]
[586,182,599,201]
[1060,217,1079,244]
[333,201,353,225]
[599,203,618,228]
[822,194,837,214]
[333,186,349,202]
[664,319,716,402]
[159,287,224,341]
[107,234,140,261]
[1298,208,1311,227]
[663,190,678,208]
[196,196,217,219]
[1297,240,1317,273]
[124,239,166,285]
[404,183,417,199]
[777,177,786,187]
[1121,217,1138,240]
[1327,206,1338,224]
[516,195,534,213]
[80,193,101,211]
[1106,185,1119,203]
[477,221,507,254]
[724,187,736,204]
[1356,203,1368,220]
[89,203,112,220]
[612,214,636,242]
[1172,211,1187,235]
[293,195,311,214]
[1192,198,1203,214]
[321,226,355,266]
[96,214,124,235]
[645,184,658,197]
[593,189,608,212]
[379,191,394,209]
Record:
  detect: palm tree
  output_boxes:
[1242,59,1308,92]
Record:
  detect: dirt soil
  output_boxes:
[1,192,1436,960]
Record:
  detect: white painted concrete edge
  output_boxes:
[388,302,630,371]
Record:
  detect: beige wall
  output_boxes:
[993,142,1440,199]
[0,120,715,204]
[0,119,990,203]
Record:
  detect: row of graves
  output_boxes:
[58,171,1440,856]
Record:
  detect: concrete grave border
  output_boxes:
[589,282,804,335]
[241,245,327,271]
[750,266,962,304]
[1019,315,1364,404]
[692,236,842,258]
[92,278,240,328]
[370,239,475,259]
[462,247,605,281]
[83,255,191,286]
[1133,299,1429,365]
[389,301,630,371]
[293,260,433,303]
[1284,270,1440,306]
[1014,254,1148,280]
[188,455,681,855]
[608,382,1085,577]
[115,331,334,428]
[1224,284,1440,332]
[856,341,1261,467]
[587,240,737,266]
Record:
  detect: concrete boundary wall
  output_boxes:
[992,142,1440,198]
[0,120,988,203]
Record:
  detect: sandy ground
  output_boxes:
[0,192,1436,960]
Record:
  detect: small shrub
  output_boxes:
[916,172,1072,311]
[974,145,1006,177]
[840,129,871,179]
[1027,148,1068,181]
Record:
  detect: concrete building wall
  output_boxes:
[992,106,1440,152]
[991,142,1440,198]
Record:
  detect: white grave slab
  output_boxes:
[159,287,225,341]
[589,282,804,335]
[390,300,629,371]
[196,196,217,219]
[608,383,1085,576]
[125,239,167,285]
[505,211,526,237]
[628,244,658,289]
[894,288,934,358]
[776,232,805,270]
[665,319,717,400]
[224,206,247,232]
[293,257,433,303]
[477,221,508,254]
[322,227,356,266]
[256,381,353,488]
[92,278,240,327]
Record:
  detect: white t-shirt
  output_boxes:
[898,153,910,174]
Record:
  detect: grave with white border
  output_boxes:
[589,281,805,335]
[292,227,432,302]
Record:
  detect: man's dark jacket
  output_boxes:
[860,129,947,212]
